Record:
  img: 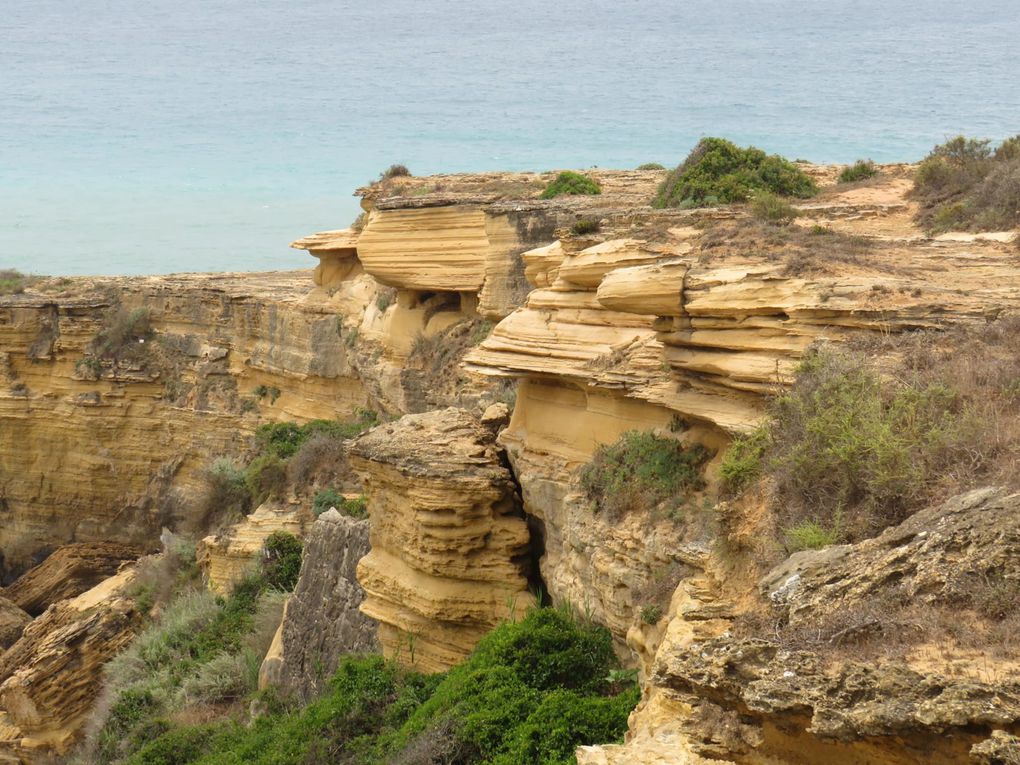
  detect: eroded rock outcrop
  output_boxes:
[0,567,140,761]
[266,509,377,701]
[1,542,141,616]
[0,599,30,651]
[350,408,535,672]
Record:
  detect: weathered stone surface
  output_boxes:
[2,542,141,616]
[350,408,535,672]
[0,567,140,760]
[762,486,1020,628]
[0,599,30,650]
[271,509,377,702]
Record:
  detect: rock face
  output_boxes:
[0,599,30,651]
[0,567,140,761]
[606,487,1020,765]
[350,408,535,672]
[1,542,141,616]
[268,509,377,702]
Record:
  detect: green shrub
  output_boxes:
[255,411,378,459]
[570,218,600,235]
[653,137,817,208]
[312,488,344,517]
[340,495,369,519]
[244,454,287,506]
[580,431,710,517]
[913,134,1020,232]
[123,607,635,765]
[784,519,841,552]
[203,458,252,519]
[540,171,602,199]
[719,425,770,493]
[252,385,281,403]
[639,605,663,625]
[262,532,302,591]
[838,159,878,183]
[0,269,37,295]
[636,162,665,170]
[750,191,799,224]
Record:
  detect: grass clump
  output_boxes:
[913,134,1020,233]
[580,431,710,518]
[838,159,878,184]
[540,171,602,200]
[570,218,600,235]
[750,191,799,224]
[784,519,841,552]
[202,458,252,521]
[653,137,817,209]
[636,162,665,170]
[118,608,636,765]
[379,164,411,181]
[0,269,40,295]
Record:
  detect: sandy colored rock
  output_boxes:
[0,567,140,760]
[350,408,535,672]
[0,599,30,651]
[2,542,140,616]
[270,509,377,701]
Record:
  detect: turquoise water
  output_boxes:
[2,0,1018,276]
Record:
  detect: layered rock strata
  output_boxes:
[263,509,377,701]
[0,567,139,761]
[350,408,535,672]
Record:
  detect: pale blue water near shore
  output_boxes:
[2,0,1018,276]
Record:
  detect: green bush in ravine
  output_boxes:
[122,607,637,765]
[580,431,710,517]
[261,532,303,591]
[913,134,1020,232]
[652,137,817,208]
[255,408,379,459]
[540,171,602,199]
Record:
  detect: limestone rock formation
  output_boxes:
[0,598,30,651]
[267,509,377,702]
[198,500,306,595]
[0,567,140,760]
[350,408,535,672]
[1,542,140,616]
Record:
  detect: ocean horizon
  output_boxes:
[3,0,1019,276]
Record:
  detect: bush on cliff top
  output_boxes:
[540,171,602,199]
[122,607,637,765]
[838,159,878,184]
[652,137,817,208]
[912,134,1020,233]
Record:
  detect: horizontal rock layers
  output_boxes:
[350,408,535,673]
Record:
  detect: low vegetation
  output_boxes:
[0,269,41,295]
[652,137,817,209]
[570,218,600,235]
[80,537,296,765]
[838,159,878,184]
[312,489,368,519]
[749,191,799,224]
[540,171,602,199]
[114,607,636,765]
[580,431,710,518]
[91,307,152,359]
[379,164,411,181]
[636,162,665,171]
[722,322,1020,545]
[912,134,1020,233]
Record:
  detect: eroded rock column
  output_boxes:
[350,408,535,672]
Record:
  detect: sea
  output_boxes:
[2,0,1018,276]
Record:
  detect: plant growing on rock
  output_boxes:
[540,171,602,199]
[379,163,411,181]
[261,531,302,591]
[636,162,665,170]
[653,137,817,208]
[750,191,799,224]
[580,431,710,518]
[92,306,152,358]
[570,218,601,235]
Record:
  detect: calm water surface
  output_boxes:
[2,0,1018,275]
